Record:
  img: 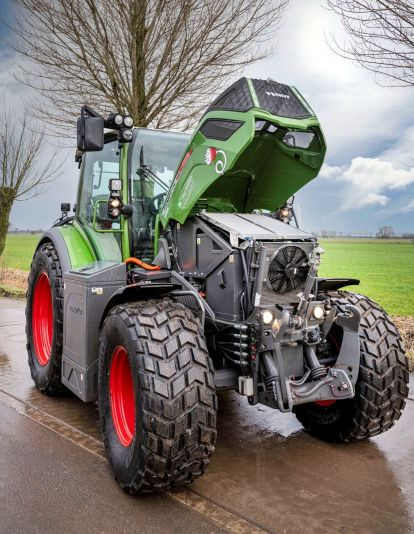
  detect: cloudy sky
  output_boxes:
[2,0,414,234]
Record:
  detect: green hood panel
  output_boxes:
[160,78,326,227]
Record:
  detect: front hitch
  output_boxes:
[261,304,361,410]
[289,304,361,406]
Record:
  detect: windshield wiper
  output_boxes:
[137,145,169,192]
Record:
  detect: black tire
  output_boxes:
[26,242,65,395]
[98,299,217,493]
[294,291,409,442]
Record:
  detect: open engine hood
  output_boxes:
[160,78,326,227]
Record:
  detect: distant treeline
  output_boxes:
[8,229,44,235]
[315,230,414,239]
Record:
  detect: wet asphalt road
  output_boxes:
[0,297,413,534]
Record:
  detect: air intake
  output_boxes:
[268,246,309,293]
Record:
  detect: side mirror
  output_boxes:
[77,105,104,152]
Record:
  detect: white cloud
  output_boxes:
[319,163,342,179]
[401,199,414,213]
[380,126,414,169]
[319,156,414,210]
[343,157,414,190]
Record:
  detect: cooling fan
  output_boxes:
[268,245,309,293]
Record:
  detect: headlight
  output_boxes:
[123,115,134,127]
[109,198,121,209]
[114,114,123,126]
[122,129,133,141]
[312,305,325,320]
[262,310,274,325]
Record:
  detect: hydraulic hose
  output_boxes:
[124,257,161,271]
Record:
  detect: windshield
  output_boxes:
[129,128,190,261]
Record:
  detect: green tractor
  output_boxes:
[26,78,409,493]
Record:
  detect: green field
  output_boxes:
[1,233,41,271]
[1,234,413,316]
[318,239,414,316]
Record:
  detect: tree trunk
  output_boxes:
[0,188,14,259]
[131,0,147,125]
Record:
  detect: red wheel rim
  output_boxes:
[314,399,337,407]
[32,272,53,366]
[109,346,135,447]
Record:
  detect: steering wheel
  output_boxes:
[149,193,166,215]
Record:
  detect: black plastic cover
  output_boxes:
[205,78,253,114]
[251,79,312,119]
[200,119,244,140]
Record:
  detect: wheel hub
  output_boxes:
[32,272,53,366]
[109,346,135,447]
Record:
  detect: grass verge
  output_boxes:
[0,284,26,299]
[393,316,414,372]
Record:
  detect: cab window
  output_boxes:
[129,129,189,261]
[77,137,122,260]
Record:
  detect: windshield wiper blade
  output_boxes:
[137,145,169,192]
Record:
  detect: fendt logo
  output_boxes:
[69,304,83,315]
[265,91,290,99]
[204,147,227,175]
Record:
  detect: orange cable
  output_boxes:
[124,257,161,271]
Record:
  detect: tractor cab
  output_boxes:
[76,126,189,262]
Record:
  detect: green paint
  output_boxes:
[59,220,96,268]
[153,214,161,255]
[120,143,130,260]
[246,78,260,108]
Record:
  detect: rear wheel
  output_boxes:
[26,242,65,395]
[294,291,409,442]
[98,299,217,493]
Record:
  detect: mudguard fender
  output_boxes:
[317,278,360,292]
[36,228,72,274]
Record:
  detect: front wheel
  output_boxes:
[294,291,409,442]
[26,242,65,395]
[98,299,217,493]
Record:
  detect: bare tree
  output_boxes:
[376,225,395,238]
[10,0,288,132]
[0,105,62,257]
[327,0,414,86]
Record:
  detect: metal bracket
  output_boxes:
[289,368,354,406]
[332,304,361,386]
